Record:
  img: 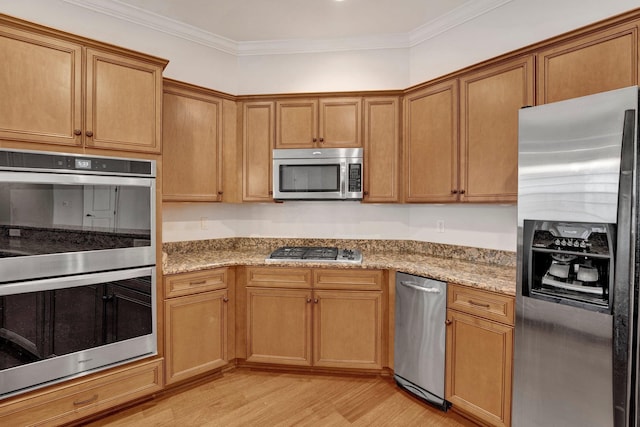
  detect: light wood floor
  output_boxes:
[85,369,478,426]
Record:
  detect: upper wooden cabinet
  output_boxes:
[537,21,639,104]
[459,55,534,203]
[243,101,275,202]
[162,80,223,202]
[404,79,459,203]
[275,97,362,148]
[0,20,166,153]
[363,97,401,203]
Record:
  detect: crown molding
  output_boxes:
[410,0,514,46]
[63,0,513,56]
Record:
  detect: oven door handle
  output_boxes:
[0,171,153,188]
[0,267,154,296]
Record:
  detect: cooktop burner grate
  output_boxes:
[266,246,362,264]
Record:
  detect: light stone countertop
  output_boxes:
[162,239,516,296]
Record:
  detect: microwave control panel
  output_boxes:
[348,164,362,192]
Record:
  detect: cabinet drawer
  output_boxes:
[0,358,163,426]
[245,267,312,289]
[314,269,382,290]
[448,283,514,326]
[164,268,228,298]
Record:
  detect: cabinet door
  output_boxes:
[85,48,163,153]
[165,289,228,385]
[363,97,400,202]
[0,26,82,147]
[313,290,382,369]
[275,99,317,148]
[445,309,513,427]
[460,56,533,203]
[537,21,639,104]
[319,97,362,148]
[243,101,275,201]
[162,83,222,202]
[246,288,312,366]
[404,80,459,202]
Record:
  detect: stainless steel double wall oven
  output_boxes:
[0,148,157,398]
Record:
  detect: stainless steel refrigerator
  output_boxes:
[515,86,639,427]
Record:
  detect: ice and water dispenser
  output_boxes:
[522,220,614,313]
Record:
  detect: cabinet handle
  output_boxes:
[74,394,98,406]
[445,319,452,325]
[86,130,94,137]
[469,300,490,309]
[451,190,458,194]
[306,297,312,303]
[312,138,318,142]
[189,280,206,286]
[319,138,324,143]
[217,191,223,195]
[314,298,319,304]
[459,189,466,195]
[223,297,229,303]
[73,129,82,136]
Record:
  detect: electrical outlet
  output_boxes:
[200,217,208,230]
[436,220,445,233]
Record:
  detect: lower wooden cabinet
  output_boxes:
[244,267,384,371]
[445,283,514,427]
[164,268,230,385]
[0,358,162,426]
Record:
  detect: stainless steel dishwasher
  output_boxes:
[394,272,449,410]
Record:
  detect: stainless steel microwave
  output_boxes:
[272,148,363,200]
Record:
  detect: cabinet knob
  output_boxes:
[223,297,229,303]
[306,297,312,303]
[73,129,82,136]
[319,138,324,143]
[312,138,318,142]
[459,189,465,195]
[363,191,369,196]
[217,191,223,195]
[86,130,94,138]
[314,298,319,304]
[451,190,458,194]
[445,319,452,326]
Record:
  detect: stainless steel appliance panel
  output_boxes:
[518,86,637,224]
[394,272,448,408]
[514,294,613,426]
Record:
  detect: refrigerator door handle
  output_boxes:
[612,108,636,427]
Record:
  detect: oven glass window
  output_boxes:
[279,164,340,192]
[0,276,152,371]
[0,183,151,257]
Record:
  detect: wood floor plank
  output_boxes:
[85,369,478,426]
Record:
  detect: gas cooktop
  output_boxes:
[265,246,362,264]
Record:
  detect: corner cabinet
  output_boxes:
[537,20,639,104]
[459,55,534,203]
[445,283,514,427]
[275,97,362,148]
[164,268,231,385]
[0,19,166,153]
[363,96,401,203]
[162,80,223,202]
[244,267,384,371]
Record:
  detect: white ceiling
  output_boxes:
[63,0,513,54]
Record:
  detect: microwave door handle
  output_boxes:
[340,163,346,198]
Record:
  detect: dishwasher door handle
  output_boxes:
[399,281,442,294]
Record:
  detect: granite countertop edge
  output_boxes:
[162,247,516,296]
